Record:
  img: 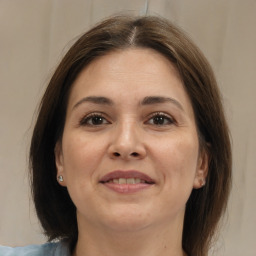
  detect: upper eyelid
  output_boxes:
[78,111,175,123]
[146,112,174,120]
[79,112,111,124]
[81,111,173,118]
[145,112,176,125]
[81,111,109,119]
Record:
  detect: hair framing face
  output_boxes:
[30,15,231,256]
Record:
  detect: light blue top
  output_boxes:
[0,240,70,256]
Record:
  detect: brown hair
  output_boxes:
[30,15,232,256]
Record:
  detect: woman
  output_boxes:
[0,15,231,256]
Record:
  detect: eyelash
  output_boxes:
[146,112,175,126]
[79,112,175,127]
[79,112,110,126]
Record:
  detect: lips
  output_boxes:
[100,170,155,184]
[99,170,155,193]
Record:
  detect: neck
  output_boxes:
[72,216,186,256]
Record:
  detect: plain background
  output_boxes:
[0,1,255,255]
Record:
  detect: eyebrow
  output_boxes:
[141,96,184,111]
[72,95,184,111]
[73,96,113,109]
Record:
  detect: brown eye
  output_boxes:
[147,113,174,126]
[80,114,110,126]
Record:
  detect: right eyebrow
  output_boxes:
[72,96,113,110]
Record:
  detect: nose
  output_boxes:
[107,121,146,160]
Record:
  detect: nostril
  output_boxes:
[131,152,139,157]
[112,152,139,157]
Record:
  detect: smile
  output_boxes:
[105,178,148,184]
[99,170,155,193]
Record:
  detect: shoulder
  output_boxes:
[0,240,70,256]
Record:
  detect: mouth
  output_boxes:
[99,170,155,193]
[103,177,153,184]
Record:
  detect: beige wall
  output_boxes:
[0,1,255,255]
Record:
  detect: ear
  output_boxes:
[55,141,67,187]
[193,147,210,189]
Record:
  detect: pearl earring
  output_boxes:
[58,175,64,182]
[199,179,205,187]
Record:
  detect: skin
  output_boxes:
[55,48,208,256]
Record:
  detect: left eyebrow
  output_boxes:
[141,96,184,111]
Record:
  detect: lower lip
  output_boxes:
[101,183,153,193]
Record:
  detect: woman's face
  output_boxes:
[55,48,208,232]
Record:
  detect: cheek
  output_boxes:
[61,133,107,209]
[152,134,199,184]
[145,134,200,219]
[62,132,105,180]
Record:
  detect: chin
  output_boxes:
[104,218,151,233]
[100,207,154,232]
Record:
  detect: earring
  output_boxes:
[199,179,205,187]
[58,175,64,182]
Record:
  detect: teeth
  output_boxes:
[108,178,144,184]
[119,178,126,184]
[137,178,145,183]
[127,178,135,184]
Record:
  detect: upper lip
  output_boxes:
[99,170,155,184]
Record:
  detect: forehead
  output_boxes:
[67,48,193,114]
[80,48,181,81]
